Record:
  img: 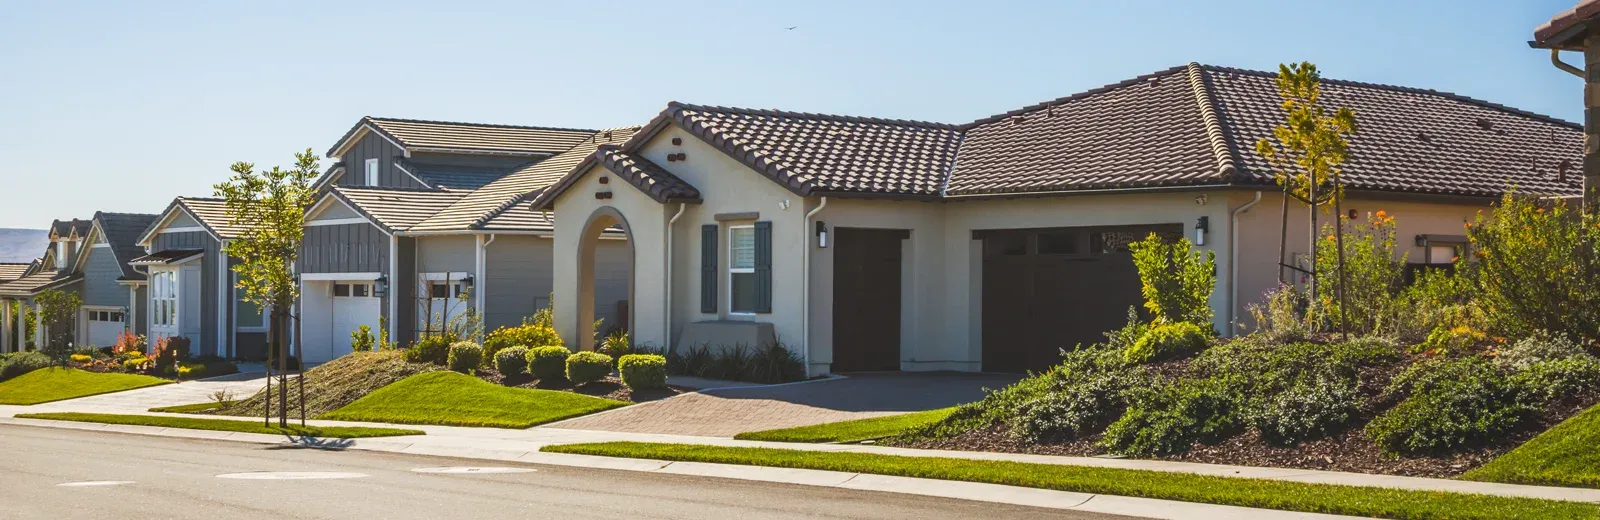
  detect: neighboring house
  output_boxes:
[0,219,92,352]
[132,197,266,359]
[293,117,633,363]
[68,212,160,348]
[534,63,1582,375]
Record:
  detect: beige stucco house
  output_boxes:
[532,63,1582,376]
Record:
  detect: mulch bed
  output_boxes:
[474,368,687,403]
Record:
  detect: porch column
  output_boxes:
[1587,32,1600,208]
[33,301,44,350]
[1,299,11,353]
[14,300,25,352]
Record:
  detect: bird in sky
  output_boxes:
[786,25,798,30]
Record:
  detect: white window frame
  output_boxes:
[727,225,757,317]
[234,273,270,333]
[149,267,180,336]
[364,158,380,186]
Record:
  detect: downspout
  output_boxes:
[1228,191,1263,335]
[664,203,686,352]
[801,197,827,375]
[1552,48,1586,78]
[475,234,495,334]
[388,234,399,346]
[219,240,230,358]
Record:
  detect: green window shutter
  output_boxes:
[754,221,772,313]
[701,224,717,314]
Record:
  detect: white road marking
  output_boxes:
[56,481,135,487]
[411,467,536,474]
[216,472,368,480]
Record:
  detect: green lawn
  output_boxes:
[320,371,627,428]
[543,442,1600,520]
[148,402,227,414]
[735,408,956,443]
[0,368,169,405]
[15,412,422,438]
[1464,403,1600,488]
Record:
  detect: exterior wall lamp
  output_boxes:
[816,221,828,248]
[374,275,388,298]
[1194,216,1209,246]
[461,275,475,288]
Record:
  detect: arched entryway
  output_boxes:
[574,206,634,352]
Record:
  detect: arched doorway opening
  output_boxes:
[575,206,634,352]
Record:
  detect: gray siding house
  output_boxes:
[133,197,266,359]
[69,212,159,348]
[293,117,632,363]
[0,219,90,351]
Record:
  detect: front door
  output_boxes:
[831,228,907,372]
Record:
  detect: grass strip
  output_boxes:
[321,371,627,428]
[148,402,227,414]
[541,442,1600,520]
[735,408,956,443]
[16,412,423,438]
[0,368,168,405]
[1464,403,1600,489]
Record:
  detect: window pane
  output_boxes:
[985,234,1027,256]
[730,228,756,269]
[731,272,757,313]
[112,312,122,322]
[334,284,350,297]
[237,299,263,328]
[431,283,449,299]
[1037,232,1079,255]
[353,284,369,297]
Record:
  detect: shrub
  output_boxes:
[1254,372,1361,445]
[176,362,206,379]
[1391,268,1477,344]
[748,344,806,383]
[1008,353,1146,443]
[707,345,756,381]
[1247,284,1307,342]
[598,329,633,362]
[1367,357,1536,455]
[447,342,483,374]
[111,332,146,356]
[618,354,668,390]
[1495,330,1586,370]
[350,325,374,353]
[1312,213,1406,335]
[667,345,715,377]
[1124,321,1208,365]
[121,356,150,372]
[1415,325,1486,356]
[1101,377,1243,456]
[1511,356,1600,404]
[0,351,51,381]
[526,346,571,380]
[69,353,92,364]
[566,351,612,385]
[483,319,561,367]
[1468,193,1600,342]
[1129,233,1216,326]
[494,346,530,376]
[404,334,452,365]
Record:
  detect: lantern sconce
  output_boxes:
[374,275,389,298]
[816,221,829,248]
[1194,216,1209,246]
[461,275,475,288]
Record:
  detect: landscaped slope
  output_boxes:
[212,351,440,419]
[0,368,168,405]
[736,408,957,443]
[320,371,627,428]
[1464,403,1600,489]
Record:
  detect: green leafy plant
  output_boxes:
[446,341,483,374]
[1468,194,1600,342]
[1312,212,1405,335]
[351,325,375,353]
[1124,321,1208,365]
[34,289,82,365]
[667,345,715,378]
[747,344,806,383]
[526,346,571,381]
[1246,284,1308,342]
[618,354,668,390]
[1416,325,1486,356]
[404,335,453,365]
[1129,234,1216,327]
[1367,357,1536,456]
[566,351,612,385]
[1494,330,1586,371]
[483,318,561,367]
[1254,372,1361,445]
[1102,377,1243,457]
[493,346,530,376]
[1511,357,1600,405]
[0,351,51,381]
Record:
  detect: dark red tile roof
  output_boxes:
[1533,0,1600,49]
[591,146,701,203]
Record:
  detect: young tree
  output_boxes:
[1254,62,1358,331]
[34,289,82,365]
[214,149,319,427]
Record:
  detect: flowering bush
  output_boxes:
[112,332,147,356]
[1313,211,1406,335]
[1468,194,1600,342]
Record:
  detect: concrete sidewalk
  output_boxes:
[2,402,1598,508]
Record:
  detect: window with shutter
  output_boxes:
[700,224,717,313]
[754,221,772,313]
[729,225,757,314]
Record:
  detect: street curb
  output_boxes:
[0,417,1361,520]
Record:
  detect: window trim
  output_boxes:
[364,158,380,186]
[727,225,757,317]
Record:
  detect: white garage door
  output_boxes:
[326,282,380,362]
[85,310,126,348]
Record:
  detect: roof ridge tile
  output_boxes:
[1185,63,1241,180]
[365,115,597,134]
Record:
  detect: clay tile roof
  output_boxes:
[331,186,466,232]
[1533,0,1600,49]
[592,146,701,203]
[354,117,597,156]
[408,127,640,232]
[665,102,964,198]
[945,63,1582,198]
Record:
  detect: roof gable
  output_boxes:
[326,116,599,159]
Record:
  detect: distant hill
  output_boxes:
[0,229,47,264]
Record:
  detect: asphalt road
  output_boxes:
[0,425,1139,520]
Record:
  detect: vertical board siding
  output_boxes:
[484,236,551,332]
[152,231,220,356]
[338,133,424,189]
[299,223,390,274]
[80,247,127,307]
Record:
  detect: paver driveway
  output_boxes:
[24,370,270,413]
[545,372,1019,437]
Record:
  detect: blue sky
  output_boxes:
[0,0,1583,228]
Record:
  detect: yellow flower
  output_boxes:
[1374,210,1388,219]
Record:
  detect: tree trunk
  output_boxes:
[1307,176,1319,329]
[1333,192,1349,339]
[1277,188,1290,285]
[275,308,288,428]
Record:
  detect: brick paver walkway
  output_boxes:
[545,372,1019,437]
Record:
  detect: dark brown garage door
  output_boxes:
[832,228,908,372]
[981,224,1182,373]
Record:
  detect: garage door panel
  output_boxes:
[832,228,906,373]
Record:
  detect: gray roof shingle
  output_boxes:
[95,212,159,280]
[329,117,598,157]
[392,158,525,191]
[331,186,466,232]
[0,263,29,283]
